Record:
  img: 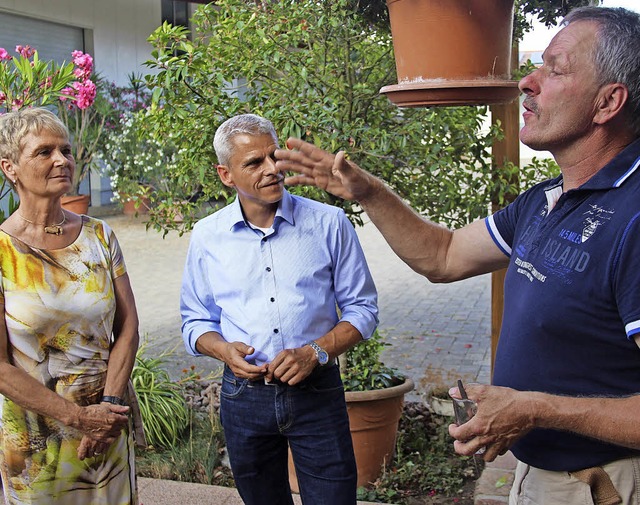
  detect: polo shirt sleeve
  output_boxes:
[180,229,223,356]
[612,212,640,340]
[485,182,547,258]
[485,198,522,258]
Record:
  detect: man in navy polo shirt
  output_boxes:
[275,6,640,503]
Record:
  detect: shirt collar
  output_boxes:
[579,137,640,191]
[228,189,295,230]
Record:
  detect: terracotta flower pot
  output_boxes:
[345,377,415,487]
[61,194,90,215]
[122,196,151,216]
[380,0,520,107]
[288,377,415,492]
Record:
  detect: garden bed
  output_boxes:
[135,378,481,504]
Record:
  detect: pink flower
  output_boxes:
[15,45,35,59]
[12,98,24,110]
[73,79,96,109]
[39,76,53,89]
[71,51,93,79]
[59,86,76,102]
[0,48,11,61]
[0,92,6,104]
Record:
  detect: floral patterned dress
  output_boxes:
[0,216,137,505]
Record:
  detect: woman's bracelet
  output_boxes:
[101,395,126,406]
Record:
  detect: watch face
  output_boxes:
[317,350,329,365]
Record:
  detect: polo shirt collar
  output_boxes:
[228,189,295,230]
[578,137,640,191]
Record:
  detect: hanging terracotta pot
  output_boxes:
[380,0,520,107]
[61,194,90,215]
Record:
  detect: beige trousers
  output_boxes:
[510,456,640,505]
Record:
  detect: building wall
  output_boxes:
[0,0,162,85]
[0,0,167,211]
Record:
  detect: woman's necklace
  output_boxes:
[17,210,66,235]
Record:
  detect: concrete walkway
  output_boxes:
[108,213,493,400]
[102,211,510,505]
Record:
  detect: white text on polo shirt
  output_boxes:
[515,257,547,283]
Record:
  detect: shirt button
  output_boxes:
[273,329,279,334]
[270,297,275,302]
[266,267,271,272]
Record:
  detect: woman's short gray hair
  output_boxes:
[0,107,69,163]
[213,114,278,166]
[564,6,640,136]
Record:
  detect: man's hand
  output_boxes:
[448,384,536,462]
[275,138,376,202]
[266,345,318,386]
[219,342,268,379]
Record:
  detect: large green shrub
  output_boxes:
[142,0,539,234]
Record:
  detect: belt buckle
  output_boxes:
[264,377,277,386]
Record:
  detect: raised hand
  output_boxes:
[275,138,376,202]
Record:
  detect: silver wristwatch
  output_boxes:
[307,341,330,365]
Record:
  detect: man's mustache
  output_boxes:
[523,98,540,115]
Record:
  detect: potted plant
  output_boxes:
[1,45,76,215]
[288,330,414,491]
[56,66,114,212]
[0,45,108,215]
[99,105,177,216]
[341,330,414,488]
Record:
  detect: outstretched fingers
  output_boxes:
[276,137,368,200]
[284,173,317,187]
[285,137,331,162]
[275,139,331,175]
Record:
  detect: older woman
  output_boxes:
[0,107,140,504]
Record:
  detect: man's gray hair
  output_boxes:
[213,114,279,166]
[564,6,640,136]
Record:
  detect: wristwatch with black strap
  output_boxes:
[307,341,330,366]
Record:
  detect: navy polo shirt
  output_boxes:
[486,138,640,471]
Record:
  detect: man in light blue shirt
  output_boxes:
[180,114,378,505]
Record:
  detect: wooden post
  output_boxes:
[488,42,520,379]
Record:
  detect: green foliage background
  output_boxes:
[142,0,559,235]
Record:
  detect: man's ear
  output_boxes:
[593,82,628,126]
[216,164,235,188]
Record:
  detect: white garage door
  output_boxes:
[0,11,84,64]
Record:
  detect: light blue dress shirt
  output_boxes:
[180,190,379,365]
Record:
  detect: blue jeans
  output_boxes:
[220,364,357,505]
